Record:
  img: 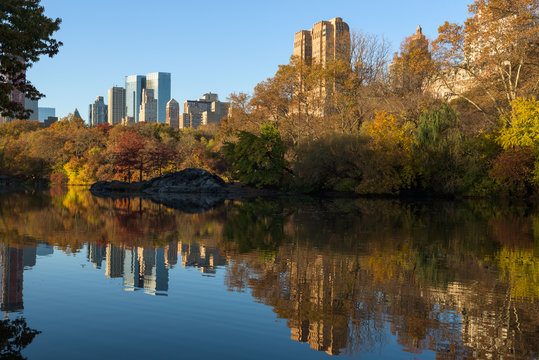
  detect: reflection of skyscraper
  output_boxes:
[0,245,37,313]
[122,246,168,295]
[87,243,106,269]
[123,247,141,290]
[165,242,178,269]
[105,244,125,278]
[36,243,54,256]
[179,242,226,274]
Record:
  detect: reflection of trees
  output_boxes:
[222,199,539,358]
[221,200,285,254]
[0,317,40,360]
[0,188,227,251]
[0,190,537,358]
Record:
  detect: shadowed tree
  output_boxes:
[0,0,62,119]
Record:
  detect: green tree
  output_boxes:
[0,0,62,119]
[224,123,287,188]
[413,103,464,193]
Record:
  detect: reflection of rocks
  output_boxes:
[90,168,227,213]
[149,192,225,214]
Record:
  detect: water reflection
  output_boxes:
[0,188,537,359]
[0,243,53,313]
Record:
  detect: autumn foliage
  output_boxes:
[1,0,538,198]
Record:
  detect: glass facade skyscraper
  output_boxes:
[125,75,146,123]
[38,107,55,123]
[145,72,171,123]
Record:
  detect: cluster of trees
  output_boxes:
[1,0,538,198]
[0,116,224,185]
[222,0,539,196]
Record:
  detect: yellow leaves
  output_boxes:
[362,111,414,152]
[497,97,539,150]
[365,242,415,282]
[63,157,91,185]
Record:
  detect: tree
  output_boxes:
[0,0,62,119]
[390,26,435,94]
[432,0,539,117]
[223,123,287,188]
[331,31,391,133]
[497,97,539,149]
[413,103,465,193]
[114,131,147,182]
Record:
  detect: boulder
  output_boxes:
[89,168,228,213]
[142,168,227,194]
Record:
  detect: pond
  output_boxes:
[0,188,537,359]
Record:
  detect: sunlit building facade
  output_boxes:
[166,98,180,129]
[107,86,126,125]
[139,89,157,124]
[181,93,228,129]
[89,96,108,127]
[294,17,350,66]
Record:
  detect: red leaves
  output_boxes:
[114,131,146,182]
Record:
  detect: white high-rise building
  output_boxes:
[89,96,107,126]
[166,99,179,129]
[139,89,157,124]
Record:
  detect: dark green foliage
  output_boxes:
[224,123,287,188]
[0,0,62,119]
[293,133,367,193]
[413,104,465,194]
[0,317,41,360]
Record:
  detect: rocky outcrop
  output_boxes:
[141,168,227,195]
[90,168,228,213]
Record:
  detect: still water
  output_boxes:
[0,188,537,359]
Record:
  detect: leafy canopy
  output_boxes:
[0,0,62,119]
[224,123,287,188]
[498,97,539,150]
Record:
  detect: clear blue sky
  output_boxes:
[28,0,473,121]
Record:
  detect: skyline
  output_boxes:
[28,0,472,120]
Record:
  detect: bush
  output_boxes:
[223,123,287,188]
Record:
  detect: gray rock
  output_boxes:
[89,168,228,213]
[142,168,227,194]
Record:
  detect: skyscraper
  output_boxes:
[125,75,146,123]
[89,96,108,126]
[73,108,82,119]
[107,86,126,125]
[181,93,228,129]
[294,17,350,66]
[25,99,39,121]
[38,107,55,122]
[166,98,179,129]
[139,89,157,123]
[145,72,171,123]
